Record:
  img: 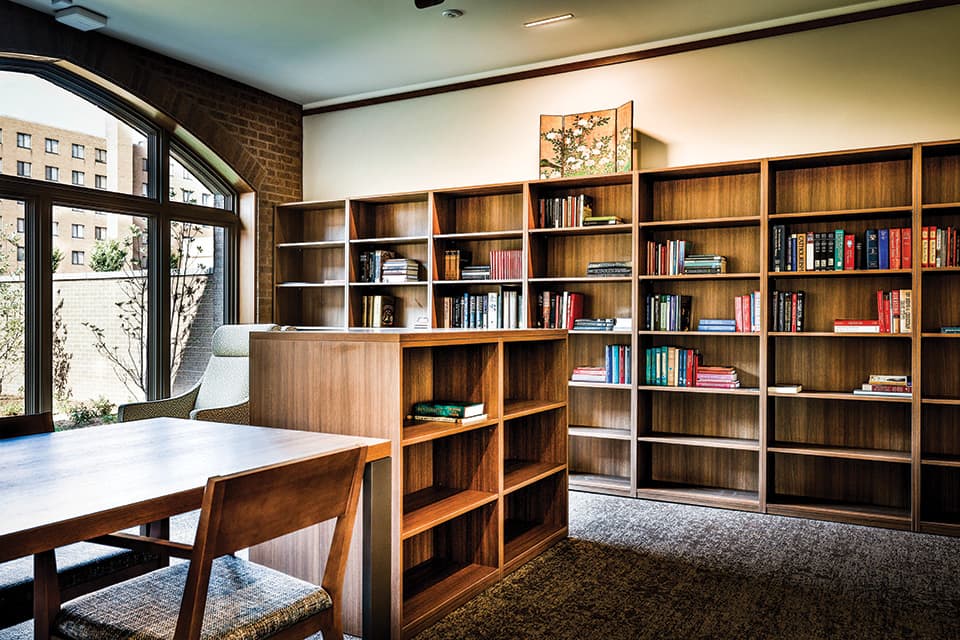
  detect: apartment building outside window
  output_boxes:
[45,138,59,154]
[95,226,106,240]
[71,250,84,265]
[72,170,84,185]
[16,161,30,177]
[71,143,84,159]
[52,221,58,236]
[45,166,59,181]
[95,174,106,189]
[71,223,84,239]
[16,132,30,148]
[16,217,24,233]
[95,148,107,163]
[17,246,24,262]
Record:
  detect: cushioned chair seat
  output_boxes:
[0,543,157,628]
[0,621,31,640]
[56,555,332,640]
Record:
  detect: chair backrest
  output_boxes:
[174,445,368,640]
[0,412,54,439]
[193,324,278,411]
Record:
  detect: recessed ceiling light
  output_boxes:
[54,5,108,31]
[441,8,463,18]
[524,13,574,28]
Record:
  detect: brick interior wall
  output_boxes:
[0,0,302,320]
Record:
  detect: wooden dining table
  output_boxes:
[0,417,392,639]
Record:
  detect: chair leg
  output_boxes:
[317,606,341,640]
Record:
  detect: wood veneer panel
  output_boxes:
[772,454,909,510]
[921,148,960,204]
[773,158,912,213]
[919,271,960,331]
[648,172,760,221]
[648,444,758,492]
[503,473,567,568]
[569,437,630,480]
[434,192,523,235]
[648,393,759,440]
[920,466,960,525]
[351,199,429,239]
[275,204,346,245]
[920,339,960,399]
[273,287,345,327]
[921,405,960,458]
[276,245,344,283]
[504,410,566,472]
[772,396,910,452]
[569,386,631,431]
[503,339,566,404]
[772,336,911,393]
[530,232,632,278]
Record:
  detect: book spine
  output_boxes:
[902,228,912,269]
[866,229,879,270]
[890,227,901,269]
[844,233,855,270]
[834,229,844,271]
[878,228,890,270]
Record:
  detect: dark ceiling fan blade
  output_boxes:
[415,0,445,8]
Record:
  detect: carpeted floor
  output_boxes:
[413,491,960,640]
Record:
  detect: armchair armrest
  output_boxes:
[117,385,201,422]
[189,400,249,424]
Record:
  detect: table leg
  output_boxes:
[142,517,172,566]
[33,550,60,640]
[362,457,392,639]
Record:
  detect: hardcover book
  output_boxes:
[410,401,485,418]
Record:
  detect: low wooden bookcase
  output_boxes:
[249,329,568,638]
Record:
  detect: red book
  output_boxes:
[901,228,912,269]
[883,292,891,334]
[791,292,798,332]
[844,234,855,270]
[619,345,626,384]
[565,292,584,328]
[922,226,931,267]
[877,290,886,332]
[891,289,901,333]
[734,295,744,332]
[834,319,880,326]
[890,228,901,269]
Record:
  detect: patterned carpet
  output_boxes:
[413,491,960,640]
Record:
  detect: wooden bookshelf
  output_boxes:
[249,329,567,639]
[271,138,960,540]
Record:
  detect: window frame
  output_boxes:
[0,60,242,414]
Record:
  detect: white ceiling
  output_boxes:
[11,0,921,107]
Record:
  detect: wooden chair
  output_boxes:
[54,445,368,640]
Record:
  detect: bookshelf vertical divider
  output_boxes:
[271,138,960,539]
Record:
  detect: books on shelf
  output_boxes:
[359,250,396,283]
[360,295,395,328]
[613,317,632,332]
[853,374,912,397]
[537,194,594,228]
[682,254,727,275]
[437,288,523,329]
[490,249,522,280]
[646,239,690,275]
[573,318,616,331]
[583,215,623,226]
[537,291,584,329]
[771,225,911,272]
[645,294,691,331]
[443,249,471,280]
[381,257,420,283]
[942,326,960,333]
[461,265,491,280]
[922,225,960,267]
[698,319,736,332]
[695,366,740,389]
[407,413,489,425]
[833,319,880,333]
[604,344,631,384]
[771,290,805,332]
[735,291,761,332]
[644,346,702,387]
[586,261,632,277]
[875,289,912,333]
[411,400,485,418]
[769,384,802,393]
[571,366,607,383]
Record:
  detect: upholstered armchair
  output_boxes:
[117,323,279,424]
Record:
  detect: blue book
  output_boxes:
[878,228,889,270]
[865,229,879,269]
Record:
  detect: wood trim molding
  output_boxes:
[303,0,960,116]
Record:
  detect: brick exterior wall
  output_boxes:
[0,0,303,319]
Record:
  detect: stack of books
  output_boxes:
[833,319,880,333]
[359,249,395,283]
[645,294,691,331]
[942,326,960,333]
[682,255,727,274]
[381,258,420,283]
[461,265,491,280]
[697,318,736,332]
[586,261,631,277]
[853,374,912,397]
[407,400,487,424]
[571,366,606,383]
[572,318,616,331]
[695,366,740,389]
[490,249,522,279]
[443,249,471,280]
[583,215,623,226]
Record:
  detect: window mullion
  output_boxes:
[149,132,173,401]
[24,196,52,414]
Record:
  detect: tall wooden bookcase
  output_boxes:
[250,329,568,639]
[272,138,960,538]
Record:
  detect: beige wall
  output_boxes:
[303,5,960,200]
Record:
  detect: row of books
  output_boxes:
[537,194,594,228]
[358,250,396,283]
[682,255,727,274]
[360,294,395,328]
[443,249,471,280]
[443,249,522,280]
[437,290,523,329]
[537,291,584,329]
[644,294,691,331]
[921,226,960,267]
[570,345,632,384]
[734,291,762,333]
[586,261,631,277]
[645,239,689,275]
[771,290,805,332]
[407,400,488,425]
[831,290,913,333]
[644,347,702,387]
[771,226,912,272]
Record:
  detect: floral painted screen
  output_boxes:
[539,101,633,179]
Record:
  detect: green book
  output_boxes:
[834,229,844,270]
[410,401,485,418]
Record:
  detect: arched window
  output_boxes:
[0,60,242,424]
